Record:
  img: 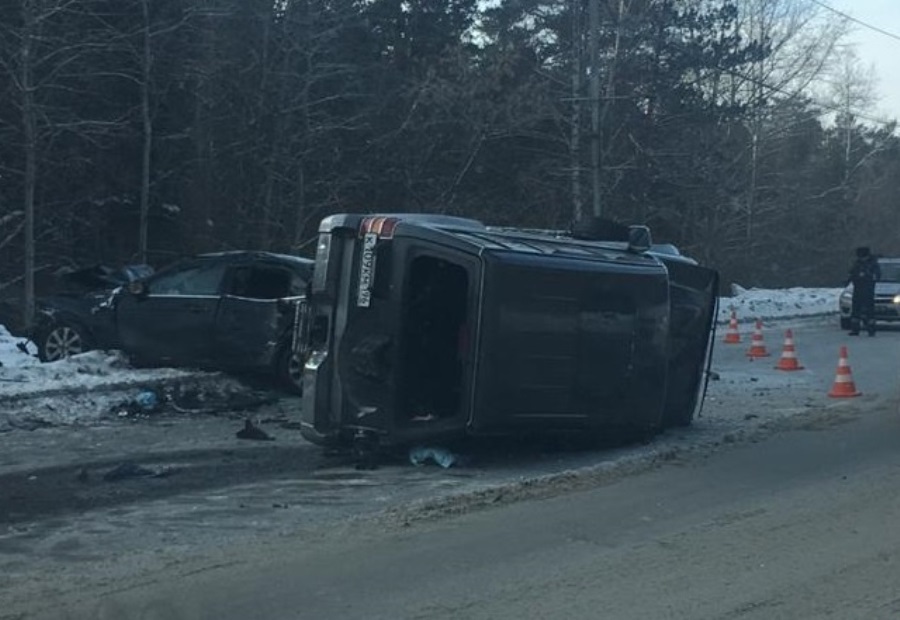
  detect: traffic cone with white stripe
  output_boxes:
[828,346,861,398]
[775,329,804,371]
[723,310,741,344]
[746,319,770,358]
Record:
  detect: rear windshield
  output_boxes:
[879,261,900,282]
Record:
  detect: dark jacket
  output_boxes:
[849,255,880,300]
[850,255,881,319]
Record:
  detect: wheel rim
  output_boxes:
[44,326,84,361]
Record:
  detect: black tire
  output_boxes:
[840,317,851,330]
[37,321,92,362]
[276,344,305,395]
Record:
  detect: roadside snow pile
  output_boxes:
[717,286,841,324]
[0,324,39,368]
[0,325,202,399]
[0,324,285,430]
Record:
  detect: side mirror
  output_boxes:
[127,280,148,297]
[627,225,652,253]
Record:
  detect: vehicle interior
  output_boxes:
[398,255,469,422]
[229,265,301,299]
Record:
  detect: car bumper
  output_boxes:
[839,300,900,321]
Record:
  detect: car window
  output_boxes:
[149,262,228,296]
[879,262,900,282]
[228,265,296,299]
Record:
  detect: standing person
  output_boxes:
[847,246,881,336]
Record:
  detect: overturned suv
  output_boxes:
[298,213,719,454]
[32,251,313,392]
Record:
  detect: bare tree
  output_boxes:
[0,0,144,326]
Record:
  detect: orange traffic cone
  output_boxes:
[775,329,804,371]
[723,310,741,344]
[828,346,861,398]
[746,319,770,358]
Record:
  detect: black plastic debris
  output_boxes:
[102,461,157,482]
[236,419,274,441]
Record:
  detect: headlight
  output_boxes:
[893,294,900,305]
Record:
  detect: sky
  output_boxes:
[828,0,900,123]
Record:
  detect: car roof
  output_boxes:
[195,250,313,267]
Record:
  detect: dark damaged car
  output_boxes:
[298,213,719,456]
[32,251,313,392]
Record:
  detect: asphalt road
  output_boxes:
[4,318,899,620]
[53,381,900,619]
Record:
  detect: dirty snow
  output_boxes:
[717,285,841,324]
[0,325,203,398]
[0,324,241,430]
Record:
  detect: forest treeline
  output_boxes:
[1,0,899,325]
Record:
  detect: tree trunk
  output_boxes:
[21,0,36,329]
[588,0,601,218]
[139,0,152,263]
[570,0,583,224]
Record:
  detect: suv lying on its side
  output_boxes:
[298,213,718,456]
[839,257,900,329]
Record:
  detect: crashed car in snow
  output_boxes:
[298,213,719,454]
[31,263,154,362]
[32,251,313,392]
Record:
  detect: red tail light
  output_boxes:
[360,216,398,239]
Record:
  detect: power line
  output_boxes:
[728,68,896,127]
[808,0,900,43]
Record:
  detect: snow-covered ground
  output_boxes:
[0,326,196,392]
[0,286,842,429]
[0,325,240,430]
[717,286,841,324]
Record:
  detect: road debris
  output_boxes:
[409,446,458,469]
[236,419,274,441]
[102,461,176,482]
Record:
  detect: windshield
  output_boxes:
[879,261,900,282]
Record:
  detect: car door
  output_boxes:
[214,262,305,368]
[116,259,228,365]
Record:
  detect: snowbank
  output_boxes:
[1,325,201,399]
[0,324,241,430]
[716,287,841,324]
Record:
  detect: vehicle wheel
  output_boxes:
[276,345,305,395]
[840,317,851,330]
[37,321,91,362]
